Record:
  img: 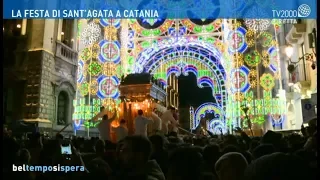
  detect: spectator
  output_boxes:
[118,135,165,180]
[215,152,248,180]
[252,144,275,159]
[113,119,128,142]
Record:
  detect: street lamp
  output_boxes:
[285,44,317,74]
[241,103,254,136]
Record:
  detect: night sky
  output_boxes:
[178,73,215,108]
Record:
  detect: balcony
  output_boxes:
[55,41,77,65]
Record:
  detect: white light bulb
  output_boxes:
[285,45,294,58]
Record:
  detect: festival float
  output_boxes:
[119,73,167,135]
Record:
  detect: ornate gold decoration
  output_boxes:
[233,53,244,68]
[248,70,258,88]
[262,50,270,67]
[245,29,255,47]
[234,92,244,101]
[104,26,118,41]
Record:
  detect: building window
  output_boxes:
[61,19,74,48]
[57,91,68,125]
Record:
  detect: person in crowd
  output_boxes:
[117,135,165,180]
[149,135,169,175]
[134,109,153,137]
[252,144,275,159]
[167,147,203,180]
[113,119,128,142]
[160,106,179,135]
[27,132,43,165]
[202,144,220,175]
[245,152,313,180]
[98,109,117,141]
[215,152,248,180]
[151,108,162,134]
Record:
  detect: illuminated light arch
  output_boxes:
[96,75,120,99]
[133,41,227,108]
[167,66,181,77]
[197,76,214,88]
[193,102,226,134]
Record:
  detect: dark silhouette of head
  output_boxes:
[245,152,311,180]
[95,139,106,155]
[149,135,165,151]
[138,110,143,116]
[215,152,248,180]
[102,115,108,121]
[100,106,105,112]
[167,147,203,180]
[253,144,276,159]
[119,135,152,168]
[120,119,126,124]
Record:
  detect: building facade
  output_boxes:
[4,19,78,135]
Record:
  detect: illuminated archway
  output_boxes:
[191,102,226,134]
[133,41,227,108]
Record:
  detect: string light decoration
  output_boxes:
[244,19,271,32]
[230,66,250,93]
[80,22,101,46]
[260,73,275,91]
[245,50,261,67]
[88,61,102,76]
[192,102,226,134]
[227,26,248,54]
[245,29,255,47]
[258,32,274,47]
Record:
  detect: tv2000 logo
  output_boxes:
[272,4,311,18]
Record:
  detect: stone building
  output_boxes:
[4,19,78,135]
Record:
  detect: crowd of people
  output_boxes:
[3,110,317,180]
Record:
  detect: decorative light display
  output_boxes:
[230,66,250,93]
[267,47,279,73]
[97,75,120,99]
[100,19,121,28]
[190,102,226,134]
[88,61,102,76]
[245,50,261,67]
[99,40,121,64]
[260,73,275,91]
[80,22,101,46]
[73,18,287,134]
[244,19,271,32]
[189,106,195,129]
[227,26,248,54]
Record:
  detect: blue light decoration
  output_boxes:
[133,41,227,108]
[97,75,120,99]
[77,60,85,83]
[227,26,248,54]
[230,65,250,93]
[100,19,121,28]
[270,114,284,128]
[268,46,279,73]
[167,66,181,77]
[73,119,82,130]
[98,40,121,64]
[192,102,227,134]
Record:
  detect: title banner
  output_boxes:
[4,0,317,19]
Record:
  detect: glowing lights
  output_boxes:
[260,73,275,91]
[97,75,120,99]
[192,102,226,134]
[81,22,101,46]
[16,24,21,28]
[230,66,250,93]
[245,50,261,67]
[227,26,248,54]
[285,44,294,58]
[244,19,271,32]
[99,40,121,64]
